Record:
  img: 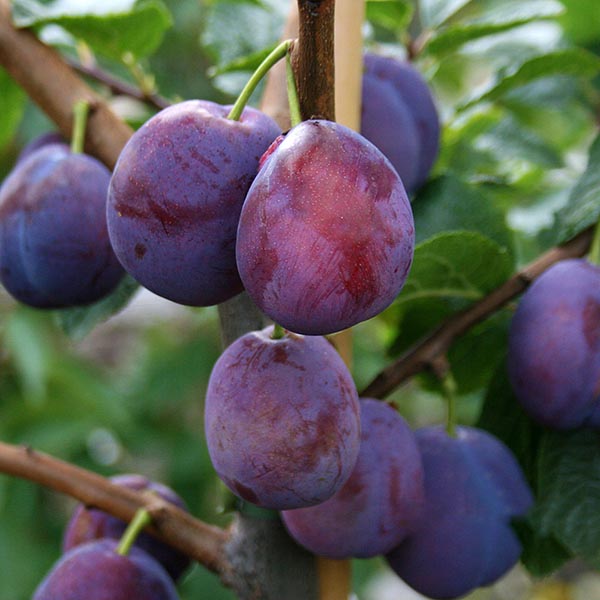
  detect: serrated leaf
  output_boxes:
[54,274,140,340]
[365,0,413,34]
[555,134,600,243]
[412,175,515,256]
[425,0,564,57]
[0,69,26,149]
[532,429,600,569]
[12,0,172,60]
[460,49,600,110]
[419,0,474,30]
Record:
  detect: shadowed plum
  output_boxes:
[107,100,280,306]
[281,398,424,558]
[62,474,191,581]
[16,131,68,164]
[507,258,600,429]
[0,144,124,308]
[386,426,533,600]
[362,53,440,192]
[204,325,361,509]
[236,120,414,336]
[33,539,179,600]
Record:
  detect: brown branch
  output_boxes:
[0,442,231,575]
[361,226,595,399]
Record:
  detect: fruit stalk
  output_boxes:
[116,509,152,556]
[70,99,90,154]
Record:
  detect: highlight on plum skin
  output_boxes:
[236,119,415,336]
[62,474,191,581]
[204,325,361,510]
[0,144,124,308]
[281,398,425,559]
[33,539,180,600]
[386,426,533,600]
[507,258,600,430]
[107,99,281,307]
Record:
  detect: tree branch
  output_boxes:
[0,442,231,575]
[361,226,595,399]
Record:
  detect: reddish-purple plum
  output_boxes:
[281,398,424,558]
[204,325,361,509]
[507,258,600,429]
[386,426,533,600]
[33,539,179,600]
[362,53,440,191]
[236,119,414,336]
[62,474,190,581]
[0,144,124,308]
[107,100,280,306]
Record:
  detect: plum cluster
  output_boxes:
[361,53,440,194]
[33,475,189,598]
[508,258,600,429]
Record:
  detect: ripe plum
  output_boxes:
[204,325,361,509]
[386,426,533,600]
[281,398,424,558]
[16,131,68,164]
[236,119,414,336]
[107,100,280,306]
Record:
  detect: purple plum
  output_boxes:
[33,539,179,600]
[204,325,361,509]
[62,474,191,581]
[0,144,124,308]
[16,131,68,164]
[281,398,425,558]
[507,258,600,429]
[107,100,280,306]
[362,53,440,192]
[386,426,533,600]
[236,119,415,336]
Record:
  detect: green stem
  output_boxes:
[70,100,90,154]
[271,323,286,340]
[286,51,302,127]
[227,40,293,121]
[441,372,458,438]
[588,220,600,266]
[116,508,152,556]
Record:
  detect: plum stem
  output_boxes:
[271,323,286,340]
[589,221,600,266]
[286,50,302,127]
[442,372,458,438]
[116,508,152,556]
[70,99,90,154]
[227,40,293,121]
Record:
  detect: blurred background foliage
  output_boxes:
[2,0,600,598]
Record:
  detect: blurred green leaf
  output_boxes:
[12,0,173,60]
[54,274,140,341]
[559,0,600,45]
[555,134,600,243]
[419,0,474,30]
[425,0,564,56]
[365,0,414,34]
[208,44,277,77]
[0,69,26,149]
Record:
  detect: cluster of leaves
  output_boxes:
[1,0,600,597]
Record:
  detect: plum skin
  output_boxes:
[236,119,415,336]
[62,474,190,581]
[386,426,533,600]
[204,325,361,510]
[362,53,440,192]
[33,539,179,600]
[507,258,600,429]
[0,144,124,308]
[281,398,425,559]
[107,99,281,307]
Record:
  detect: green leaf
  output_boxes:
[532,429,600,569]
[460,49,600,110]
[12,0,173,60]
[412,175,515,256]
[425,0,564,57]
[555,134,600,243]
[54,274,140,340]
[419,0,474,30]
[559,0,600,45]
[208,44,277,77]
[365,0,414,34]
[0,68,26,149]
